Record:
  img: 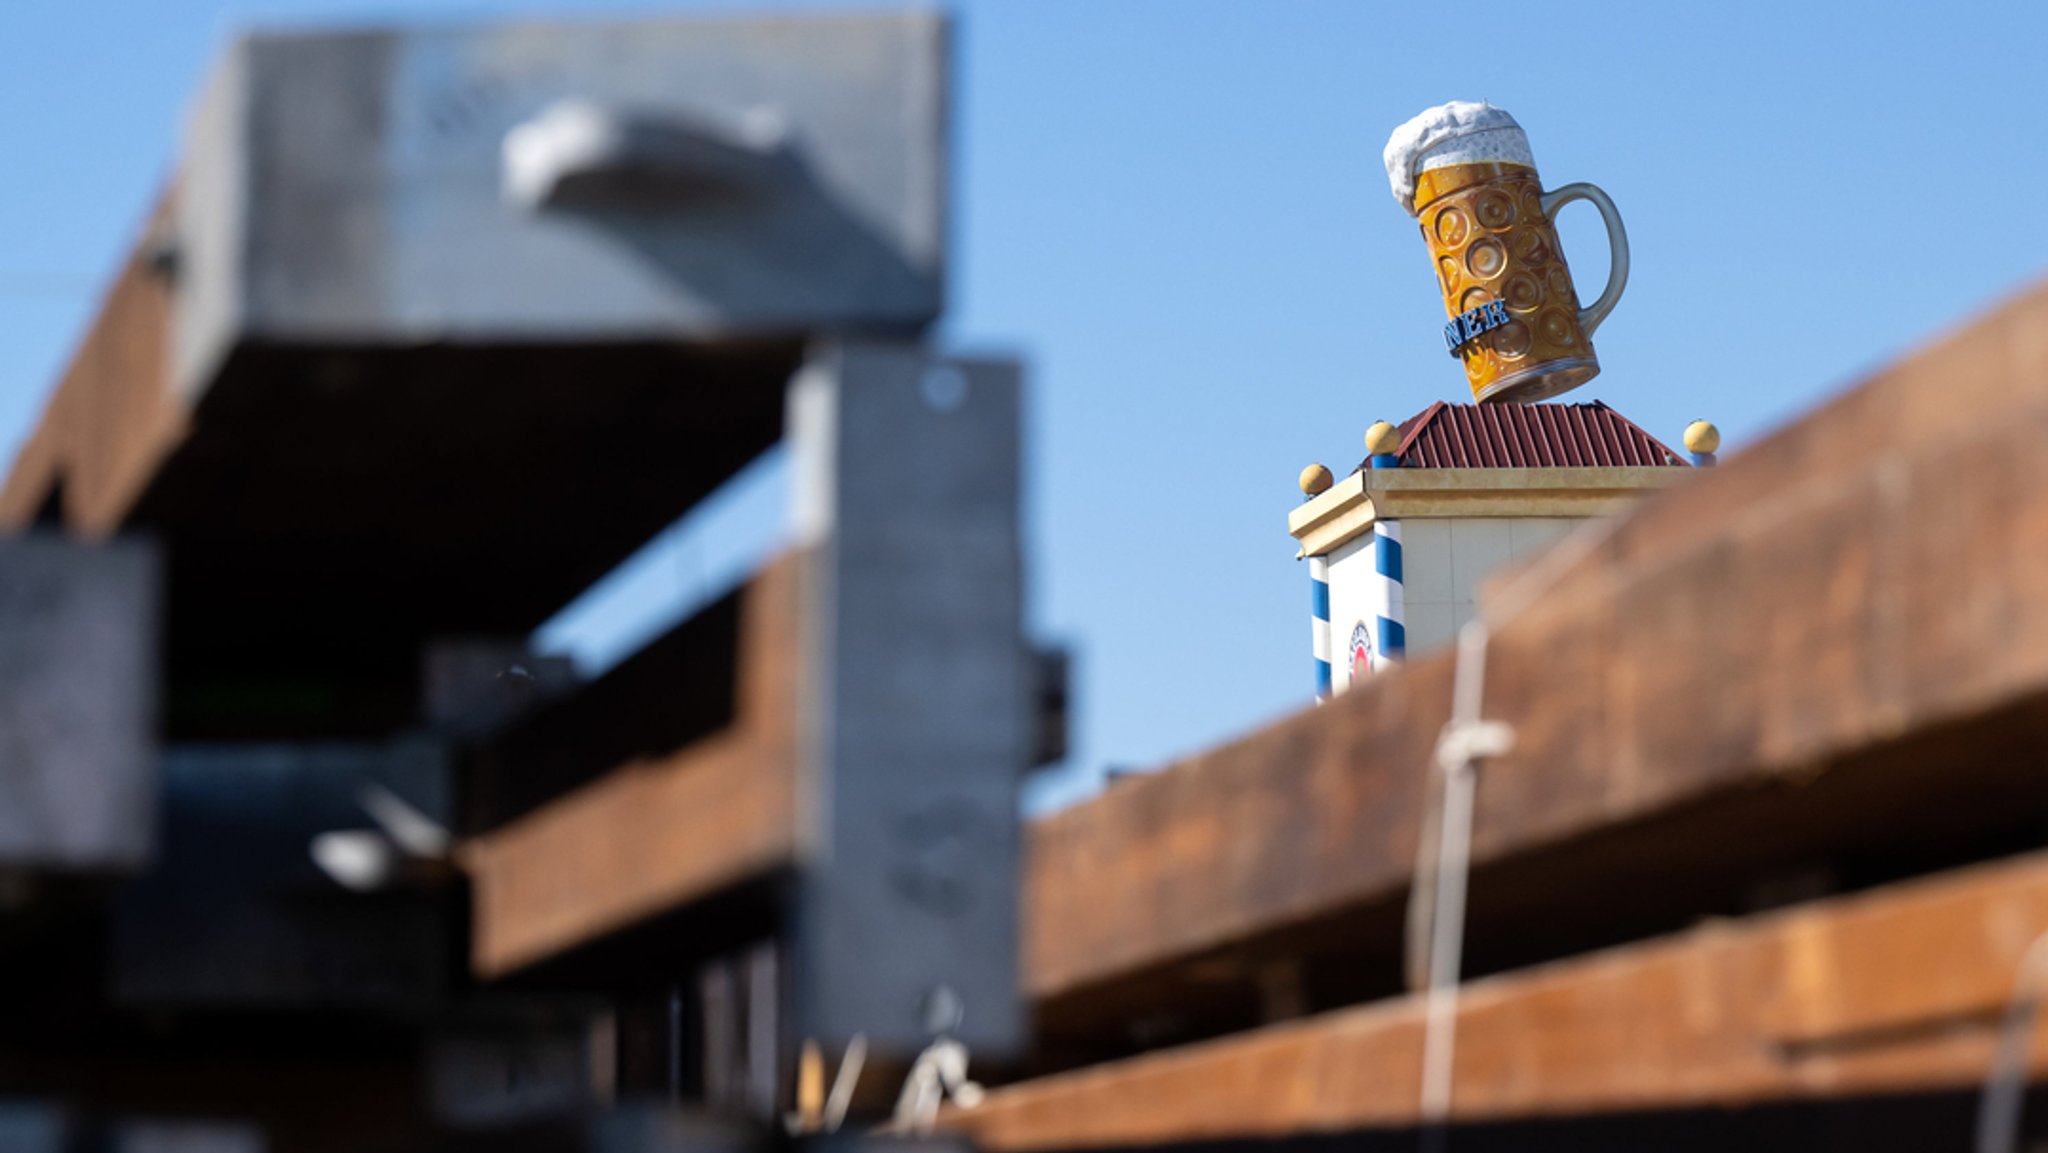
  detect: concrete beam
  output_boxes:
[0,536,157,870]
[468,343,1031,1068]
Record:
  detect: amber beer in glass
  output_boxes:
[1392,104,1629,404]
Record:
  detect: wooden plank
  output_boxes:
[0,193,183,535]
[1025,277,2048,1042]
[457,589,745,836]
[956,850,2048,1148]
[464,553,800,979]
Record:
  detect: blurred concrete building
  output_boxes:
[0,10,1042,1151]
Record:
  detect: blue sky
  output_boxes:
[3,2,2045,809]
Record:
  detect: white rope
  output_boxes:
[1977,929,2048,1153]
[1417,749,1475,1122]
[1416,622,1510,1125]
[822,1034,866,1133]
[892,986,983,1135]
[893,1036,983,1134]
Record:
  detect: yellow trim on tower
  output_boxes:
[1289,466,1688,557]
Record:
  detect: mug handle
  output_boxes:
[1539,182,1629,338]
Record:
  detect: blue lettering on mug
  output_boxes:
[1443,299,1514,356]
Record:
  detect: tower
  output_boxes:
[1292,402,1701,698]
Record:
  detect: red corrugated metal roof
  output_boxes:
[1378,401,1688,469]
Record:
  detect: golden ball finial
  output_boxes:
[1683,420,1721,455]
[1298,463,1334,497]
[1364,421,1401,456]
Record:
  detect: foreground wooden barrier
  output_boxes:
[462,279,2048,1042]
[956,849,2048,1148]
[1026,278,2048,1044]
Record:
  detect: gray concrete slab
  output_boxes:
[787,342,1026,1060]
[173,11,948,395]
[0,536,158,870]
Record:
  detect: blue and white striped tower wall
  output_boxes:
[1368,520,1406,673]
[1323,516,1409,695]
[1310,555,1333,700]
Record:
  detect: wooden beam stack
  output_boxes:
[962,849,2048,1148]
[940,276,2048,1145]
[6,10,2048,1143]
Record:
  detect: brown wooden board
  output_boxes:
[1023,277,2048,1059]
[953,849,2048,1148]
[457,586,745,836]
[465,553,800,979]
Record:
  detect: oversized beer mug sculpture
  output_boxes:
[1385,102,1629,404]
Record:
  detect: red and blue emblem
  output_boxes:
[1349,621,1374,682]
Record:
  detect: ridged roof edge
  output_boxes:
[1370,401,1688,470]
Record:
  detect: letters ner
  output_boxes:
[1443,299,1510,356]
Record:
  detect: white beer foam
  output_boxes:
[1384,101,1536,217]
